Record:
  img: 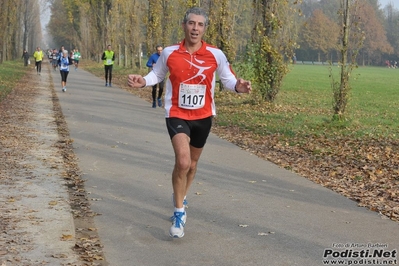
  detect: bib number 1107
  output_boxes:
[178,84,206,109]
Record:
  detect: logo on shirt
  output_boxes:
[183,57,212,84]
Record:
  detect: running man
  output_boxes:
[73,48,81,70]
[101,45,115,87]
[146,45,164,108]
[33,47,44,74]
[127,7,252,238]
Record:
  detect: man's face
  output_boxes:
[182,13,206,46]
[157,47,163,55]
[107,46,112,51]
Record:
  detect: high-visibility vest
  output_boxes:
[33,50,44,62]
[103,50,114,66]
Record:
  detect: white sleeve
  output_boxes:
[143,71,159,87]
[213,49,237,92]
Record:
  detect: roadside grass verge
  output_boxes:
[0,60,29,102]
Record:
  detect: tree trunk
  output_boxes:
[334,0,352,119]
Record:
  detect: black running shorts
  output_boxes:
[166,117,212,148]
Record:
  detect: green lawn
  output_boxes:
[0,60,29,102]
[214,64,399,139]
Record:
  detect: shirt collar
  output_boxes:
[179,39,207,55]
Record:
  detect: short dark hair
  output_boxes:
[182,7,209,26]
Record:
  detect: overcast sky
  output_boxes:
[379,0,396,8]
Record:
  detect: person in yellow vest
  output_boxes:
[101,45,115,87]
[33,47,44,75]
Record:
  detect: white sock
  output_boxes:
[174,207,185,213]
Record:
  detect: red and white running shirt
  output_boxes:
[143,40,238,120]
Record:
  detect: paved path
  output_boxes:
[51,67,398,266]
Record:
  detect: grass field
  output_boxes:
[286,65,399,136]
[0,60,29,102]
[214,64,399,139]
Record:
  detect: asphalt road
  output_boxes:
[50,67,399,266]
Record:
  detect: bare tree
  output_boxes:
[330,0,364,120]
[0,0,41,61]
[21,0,38,52]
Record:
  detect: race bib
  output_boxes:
[178,84,206,109]
[60,58,68,70]
[106,59,112,65]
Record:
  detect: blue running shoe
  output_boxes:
[105,83,108,87]
[152,101,156,108]
[169,211,186,238]
[170,194,188,221]
[157,98,162,107]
